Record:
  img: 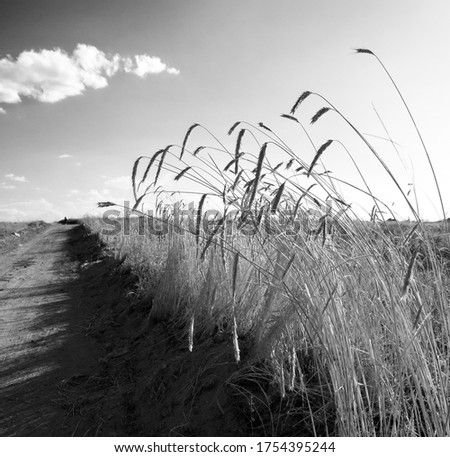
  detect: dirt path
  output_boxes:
[0,224,102,436]
[0,223,247,437]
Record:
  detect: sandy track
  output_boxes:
[0,225,100,436]
[0,224,245,437]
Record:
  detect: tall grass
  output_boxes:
[86,49,450,436]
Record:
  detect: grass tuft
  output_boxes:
[85,50,450,437]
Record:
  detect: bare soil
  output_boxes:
[0,221,49,257]
[0,224,246,436]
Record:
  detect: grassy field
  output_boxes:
[83,50,450,436]
[0,221,49,256]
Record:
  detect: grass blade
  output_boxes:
[200,217,224,261]
[401,248,418,298]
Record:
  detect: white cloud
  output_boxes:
[88,188,114,200]
[73,44,119,88]
[5,173,28,182]
[124,55,181,78]
[0,48,85,103]
[0,198,62,222]
[104,175,131,190]
[0,44,180,105]
[128,55,166,77]
[0,107,5,114]
[58,154,73,159]
[67,189,80,196]
[1,182,16,189]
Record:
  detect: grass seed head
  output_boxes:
[154,147,170,185]
[180,123,200,161]
[281,113,299,123]
[235,129,246,174]
[132,155,146,200]
[290,91,312,115]
[228,121,241,136]
[258,122,272,132]
[174,166,191,181]
[355,48,374,55]
[271,182,285,213]
[307,139,333,177]
[193,146,205,156]
[97,201,117,208]
[195,193,207,244]
[311,107,332,125]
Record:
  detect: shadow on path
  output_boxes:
[0,225,111,436]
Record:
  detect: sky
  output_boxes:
[1,0,450,222]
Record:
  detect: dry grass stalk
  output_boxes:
[231,170,244,192]
[228,121,241,136]
[195,194,207,246]
[234,129,246,174]
[180,123,200,161]
[311,107,331,125]
[270,182,285,213]
[232,252,240,362]
[224,153,244,173]
[355,48,375,55]
[280,113,299,123]
[307,139,333,178]
[290,90,312,115]
[154,145,174,185]
[200,217,224,260]
[285,158,294,170]
[174,166,191,181]
[132,155,147,201]
[401,248,418,298]
[273,162,283,171]
[193,146,205,156]
[258,122,272,132]
[85,50,450,436]
[247,142,267,209]
[138,149,164,190]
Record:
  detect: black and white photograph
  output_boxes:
[1,0,450,453]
